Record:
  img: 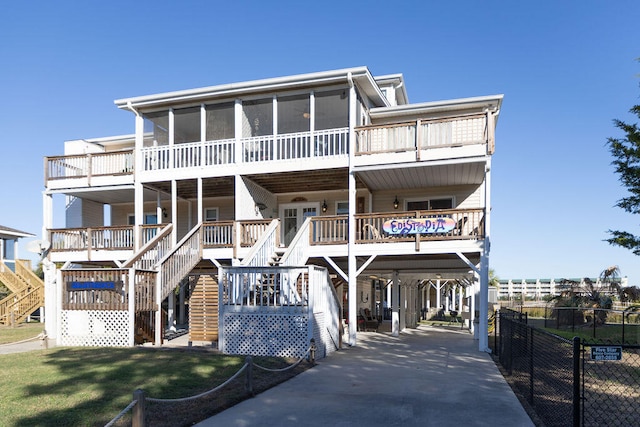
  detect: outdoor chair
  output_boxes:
[359,308,379,332]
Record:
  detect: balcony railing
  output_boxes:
[355,114,488,155]
[45,150,134,182]
[50,220,276,254]
[49,225,163,252]
[308,209,485,245]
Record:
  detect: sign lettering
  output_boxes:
[590,346,622,361]
[382,217,457,235]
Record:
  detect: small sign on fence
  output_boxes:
[590,346,622,361]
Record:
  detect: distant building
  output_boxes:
[496,277,628,301]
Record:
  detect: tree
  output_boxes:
[606,86,640,254]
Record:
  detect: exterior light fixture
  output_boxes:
[393,196,399,209]
[322,200,328,213]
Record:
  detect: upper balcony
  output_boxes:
[44,113,492,192]
[354,113,491,168]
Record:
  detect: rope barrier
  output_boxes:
[104,400,138,427]
[105,342,315,426]
[0,334,43,346]
[252,347,311,372]
[146,363,248,403]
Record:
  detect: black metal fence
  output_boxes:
[493,309,640,427]
[512,305,640,344]
[581,341,640,426]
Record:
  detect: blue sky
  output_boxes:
[1,1,639,284]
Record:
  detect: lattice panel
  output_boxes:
[60,310,131,347]
[222,313,309,358]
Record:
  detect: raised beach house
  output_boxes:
[42,67,502,356]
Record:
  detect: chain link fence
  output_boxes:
[493,309,640,426]
[581,342,640,426]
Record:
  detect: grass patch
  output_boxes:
[0,345,311,426]
[0,322,46,344]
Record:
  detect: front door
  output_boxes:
[281,203,318,246]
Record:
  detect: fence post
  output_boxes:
[529,328,534,404]
[245,356,254,396]
[572,337,581,427]
[132,389,146,427]
[309,338,316,365]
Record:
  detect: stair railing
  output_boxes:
[239,219,280,267]
[280,217,312,266]
[122,224,173,270]
[156,223,203,302]
[15,260,44,290]
[0,261,28,293]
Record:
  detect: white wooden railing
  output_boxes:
[122,224,173,270]
[356,114,487,154]
[221,266,308,307]
[45,150,134,181]
[240,220,280,267]
[280,217,312,266]
[157,223,203,302]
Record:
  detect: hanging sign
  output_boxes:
[67,281,117,291]
[382,217,456,235]
[590,346,622,361]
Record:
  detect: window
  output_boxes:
[278,95,310,134]
[336,201,349,215]
[204,208,218,222]
[406,198,453,211]
[206,102,235,141]
[242,99,273,137]
[174,107,201,144]
[143,111,169,146]
[128,213,158,225]
[315,90,348,130]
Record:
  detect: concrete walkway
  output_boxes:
[196,325,534,427]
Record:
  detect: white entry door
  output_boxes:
[280,203,318,246]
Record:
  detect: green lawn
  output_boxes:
[0,330,310,426]
[0,322,45,344]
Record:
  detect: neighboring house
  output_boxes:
[43,67,503,356]
[0,225,44,325]
[0,225,34,267]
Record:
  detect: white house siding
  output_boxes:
[65,197,104,228]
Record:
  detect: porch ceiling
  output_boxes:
[57,186,162,205]
[145,177,235,199]
[355,161,486,191]
[247,168,365,194]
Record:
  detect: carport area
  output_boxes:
[196,325,533,426]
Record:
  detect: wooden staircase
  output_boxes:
[0,260,45,326]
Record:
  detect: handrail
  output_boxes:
[157,223,203,302]
[0,261,28,293]
[15,259,44,290]
[280,217,312,266]
[122,224,173,269]
[240,219,280,267]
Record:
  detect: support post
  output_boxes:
[245,356,254,396]
[132,389,146,427]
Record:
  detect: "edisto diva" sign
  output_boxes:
[382,217,456,235]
